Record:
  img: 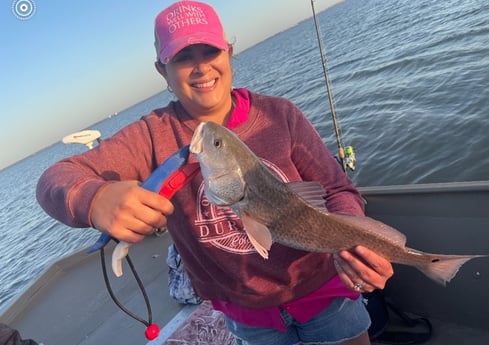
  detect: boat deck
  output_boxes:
[0,234,185,345]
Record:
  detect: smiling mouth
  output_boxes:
[192,79,216,88]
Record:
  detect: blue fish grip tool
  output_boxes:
[85,145,200,341]
[86,144,200,258]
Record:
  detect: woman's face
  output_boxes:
[158,44,233,122]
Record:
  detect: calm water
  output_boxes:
[1,0,488,311]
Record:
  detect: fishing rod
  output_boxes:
[310,0,355,173]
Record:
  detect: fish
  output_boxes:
[189,121,486,286]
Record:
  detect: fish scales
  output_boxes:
[190,122,487,286]
[243,163,426,266]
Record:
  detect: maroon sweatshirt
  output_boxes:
[36,90,364,309]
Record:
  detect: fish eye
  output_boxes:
[213,138,222,148]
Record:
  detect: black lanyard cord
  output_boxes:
[99,246,153,327]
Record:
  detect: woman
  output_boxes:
[36,1,393,344]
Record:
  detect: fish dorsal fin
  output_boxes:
[241,211,272,259]
[287,181,328,211]
[334,213,407,247]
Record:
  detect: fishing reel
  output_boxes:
[336,145,356,172]
[344,146,356,171]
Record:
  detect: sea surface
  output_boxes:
[1,0,488,311]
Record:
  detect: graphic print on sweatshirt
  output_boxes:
[194,158,289,255]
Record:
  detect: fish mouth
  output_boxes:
[190,122,205,154]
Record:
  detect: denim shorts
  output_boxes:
[224,297,371,345]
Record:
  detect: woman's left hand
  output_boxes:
[334,245,394,293]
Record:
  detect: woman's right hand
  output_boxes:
[90,181,174,243]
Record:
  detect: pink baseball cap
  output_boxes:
[154,1,229,64]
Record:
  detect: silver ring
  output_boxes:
[353,281,366,291]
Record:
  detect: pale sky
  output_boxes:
[0,0,341,169]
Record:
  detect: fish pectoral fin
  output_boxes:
[242,212,272,259]
[287,181,328,211]
[248,235,270,260]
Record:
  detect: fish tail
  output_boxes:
[415,254,485,286]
